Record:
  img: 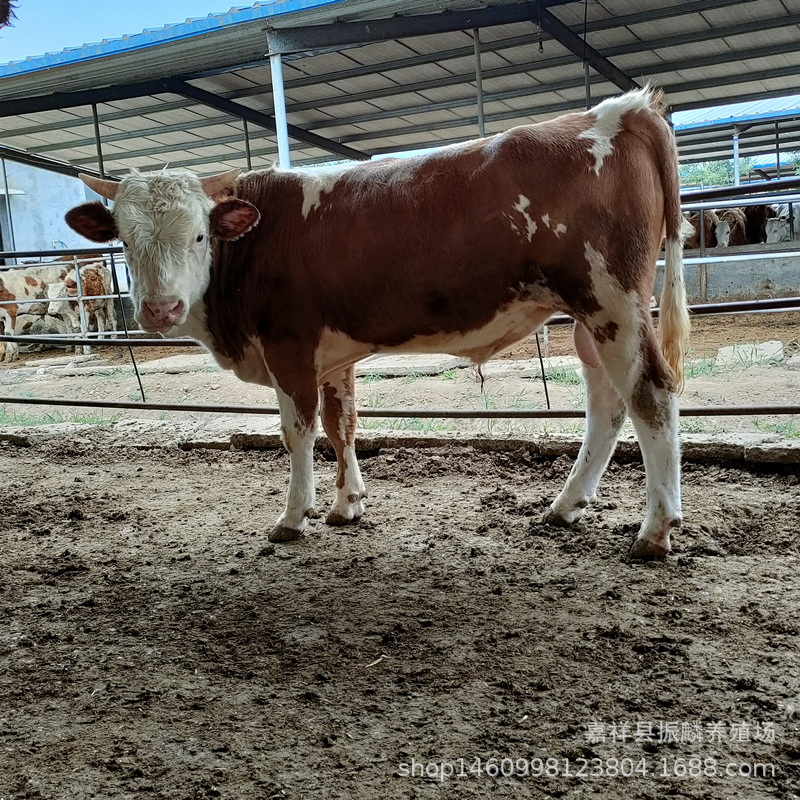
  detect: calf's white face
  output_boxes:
[64,168,260,334]
[715,220,731,247]
[765,217,790,244]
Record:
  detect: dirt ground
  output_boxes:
[1,435,799,799]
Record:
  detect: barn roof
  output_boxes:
[1,0,800,177]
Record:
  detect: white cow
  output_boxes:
[765,204,800,243]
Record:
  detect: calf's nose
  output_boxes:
[143,300,183,325]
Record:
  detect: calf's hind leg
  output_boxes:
[585,318,681,558]
[544,323,627,526]
[320,364,367,525]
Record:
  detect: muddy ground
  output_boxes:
[1,433,799,800]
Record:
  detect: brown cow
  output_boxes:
[714,207,748,247]
[684,208,719,249]
[65,87,690,559]
[744,204,778,244]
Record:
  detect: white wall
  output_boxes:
[2,161,90,251]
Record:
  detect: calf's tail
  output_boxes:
[649,89,691,393]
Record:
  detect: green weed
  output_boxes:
[751,418,800,439]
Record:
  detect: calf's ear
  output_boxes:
[209,199,260,241]
[65,201,118,243]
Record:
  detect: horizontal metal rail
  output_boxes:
[0,247,123,259]
[0,292,131,308]
[682,195,800,212]
[680,176,800,202]
[0,335,197,346]
[2,296,798,349]
[0,395,798,419]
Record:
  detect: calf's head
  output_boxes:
[765,216,790,244]
[714,219,731,247]
[65,169,260,333]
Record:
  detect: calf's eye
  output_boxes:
[196,234,204,243]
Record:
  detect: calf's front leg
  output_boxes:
[320,364,367,525]
[270,381,319,543]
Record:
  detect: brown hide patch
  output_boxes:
[0,282,18,324]
[632,320,676,427]
[25,276,38,287]
[593,321,619,344]
[321,384,346,490]
[260,338,319,432]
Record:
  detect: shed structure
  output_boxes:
[1,0,800,178]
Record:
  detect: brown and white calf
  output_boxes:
[46,261,116,339]
[0,262,69,361]
[684,208,718,249]
[714,207,748,247]
[65,87,690,558]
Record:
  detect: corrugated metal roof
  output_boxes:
[674,94,800,131]
[2,1,800,176]
[0,2,339,74]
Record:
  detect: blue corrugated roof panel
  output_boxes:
[0,1,343,76]
[673,95,800,131]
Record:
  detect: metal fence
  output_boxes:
[1,182,799,423]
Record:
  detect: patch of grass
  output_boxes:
[0,405,120,427]
[751,418,800,439]
[684,344,786,380]
[359,372,384,383]
[357,417,457,432]
[401,371,425,384]
[95,367,128,379]
[684,355,716,378]
[544,366,582,385]
[679,417,725,435]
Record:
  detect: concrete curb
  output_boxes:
[1,420,797,464]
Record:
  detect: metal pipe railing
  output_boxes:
[2,296,798,349]
[0,395,798,419]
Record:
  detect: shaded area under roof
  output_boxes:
[2,0,800,178]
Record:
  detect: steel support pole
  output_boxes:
[472,29,485,138]
[0,158,16,258]
[584,62,591,109]
[92,104,146,398]
[270,53,292,168]
[775,121,781,179]
[243,119,253,171]
[733,127,741,186]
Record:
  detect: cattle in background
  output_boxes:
[744,204,777,244]
[66,87,690,559]
[714,207,748,247]
[765,203,800,243]
[46,261,116,341]
[684,209,718,249]
[0,262,68,362]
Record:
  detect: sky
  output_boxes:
[0,0,241,64]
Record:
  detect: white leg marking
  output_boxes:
[628,390,682,558]
[272,385,317,540]
[327,445,367,525]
